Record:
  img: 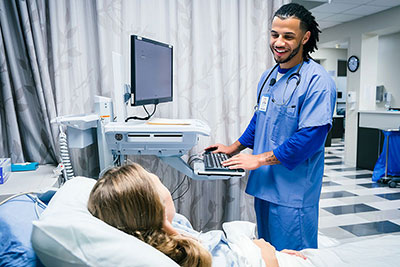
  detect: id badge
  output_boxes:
[259,95,269,112]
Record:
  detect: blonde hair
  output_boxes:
[88,163,211,267]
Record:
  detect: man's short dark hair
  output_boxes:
[274,3,321,59]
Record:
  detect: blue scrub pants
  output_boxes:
[254,197,318,251]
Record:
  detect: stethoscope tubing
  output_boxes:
[256,63,278,105]
[256,61,304,109]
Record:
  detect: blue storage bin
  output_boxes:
[372,129,400,182]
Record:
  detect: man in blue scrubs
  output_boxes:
[206,3,336,251]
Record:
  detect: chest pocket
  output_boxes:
[270,103,298,145]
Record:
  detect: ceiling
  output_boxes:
[294,0,400,30]
[293,0,400,48]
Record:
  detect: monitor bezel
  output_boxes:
[130,35,173,106]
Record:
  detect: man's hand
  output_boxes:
[205,143,233,155]
[222,153,262,170]
[205,141,246,156]
[222,151,280,170]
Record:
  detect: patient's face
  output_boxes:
[148,173,176,224]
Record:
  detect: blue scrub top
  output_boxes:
[245,59,336,208]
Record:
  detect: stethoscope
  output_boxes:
[255,61,304,110]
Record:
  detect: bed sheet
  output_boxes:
[173,214,265,267]
[304,234,400,267]
[173,214,400,267]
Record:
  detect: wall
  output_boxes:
[312,48,348,112]
[312,48,347,77]
[359,34,379,111]
[376,32,400,110]
[317,6,400,166]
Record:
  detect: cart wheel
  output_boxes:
[389,181,397,188]
[380,178,389,184]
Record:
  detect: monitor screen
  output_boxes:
[131,35,173,106]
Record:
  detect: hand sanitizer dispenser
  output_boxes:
[347,91,357,110]
[384,92,392,110]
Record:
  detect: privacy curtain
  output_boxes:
[0,0,288,231]
[0,0,57,164]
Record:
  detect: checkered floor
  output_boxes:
[320,138,400,243]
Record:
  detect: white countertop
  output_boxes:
[359,110,400,129]
[359,110,400,115]
[0,164,61,201]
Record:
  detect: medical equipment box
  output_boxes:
[0,158,11,184]
[11,162,39,172]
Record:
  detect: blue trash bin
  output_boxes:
[372,129,400,187]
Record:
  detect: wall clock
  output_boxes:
[347,55,359,72]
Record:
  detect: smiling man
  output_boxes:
[206,3,336,250]
[270,15,310,67]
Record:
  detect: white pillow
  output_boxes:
[31,176,178,267]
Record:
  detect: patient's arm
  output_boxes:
[281,249,307,260]
[253,239,279,267]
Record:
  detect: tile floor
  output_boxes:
[319,138,400,243]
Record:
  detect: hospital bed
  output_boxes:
[1,177,400,267]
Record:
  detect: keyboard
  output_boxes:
[203,152,244,173]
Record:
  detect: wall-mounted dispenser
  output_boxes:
[384,92,392,110]
[347,91,357,110]
[376,85,384,103]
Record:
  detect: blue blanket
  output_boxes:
[0,195,45,267]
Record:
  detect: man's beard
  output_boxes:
[271,42,302,64]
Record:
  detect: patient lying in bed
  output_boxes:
[30,163,400,267]
[87,163,306,267]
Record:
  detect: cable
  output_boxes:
[98,155,121,178]
[143,105,151,117]
[170,154,200,198]
[171,176,187,195]
[0,192,34,206]
[59,126,75,180]
[171,152,207,200]
[188,154,203,165]
[26,194,47,209]
[0,192,48,219]
[173,180,191,201]
[26,194,47,218]
[125,104,157,122]
[113,154,121,166]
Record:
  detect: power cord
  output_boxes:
[26,194,47,218]
[0,192,47,219]
[173,180,190,201]
[171,154,202,201]
[171,176,187,196]
[58,125,75,180]
[125,104,157,121]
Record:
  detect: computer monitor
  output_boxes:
[130,35,173,106]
